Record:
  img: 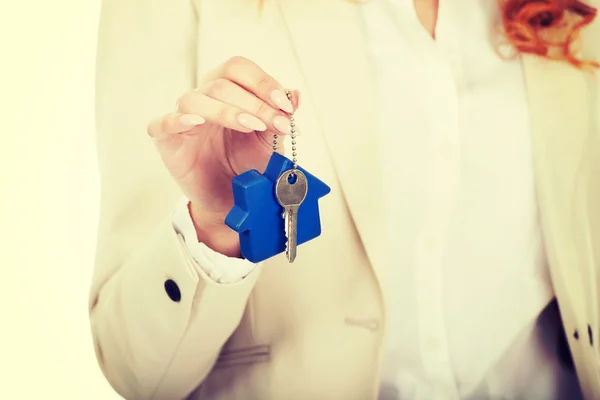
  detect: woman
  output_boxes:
[90,0,600,399]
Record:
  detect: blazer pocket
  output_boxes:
[214,344,271,369]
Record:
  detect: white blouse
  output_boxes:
[365,0,581,399]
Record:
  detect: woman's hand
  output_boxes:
[147,56,300,257]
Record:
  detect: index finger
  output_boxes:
[213,56,295,114]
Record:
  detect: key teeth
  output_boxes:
[284,211,290,257]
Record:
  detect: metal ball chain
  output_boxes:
[272,89,299,172]
[285,89,298,171]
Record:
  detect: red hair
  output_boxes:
[257,0,599,70]
[499,0,598,69]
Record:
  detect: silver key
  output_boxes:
[275,170,308,263]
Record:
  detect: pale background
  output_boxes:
[0,0,122,398]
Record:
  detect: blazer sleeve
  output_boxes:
[89,1,261,399]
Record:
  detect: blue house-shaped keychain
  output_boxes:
[225,153,331,263]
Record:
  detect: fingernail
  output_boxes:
[273,116,301,135]
[180,114,205,125]
[237,113,267,131]
[270,89,294,113]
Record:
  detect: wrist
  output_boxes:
[189,202,241,258]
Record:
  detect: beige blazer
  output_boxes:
[90,0,600,399]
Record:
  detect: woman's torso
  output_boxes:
[189,0,600,398]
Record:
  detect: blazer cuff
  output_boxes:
[171,197,257,284]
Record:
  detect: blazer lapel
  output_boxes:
[522,52,595,338]
[277,2,389,283]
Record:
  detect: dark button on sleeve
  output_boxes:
[164,279,181,302]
